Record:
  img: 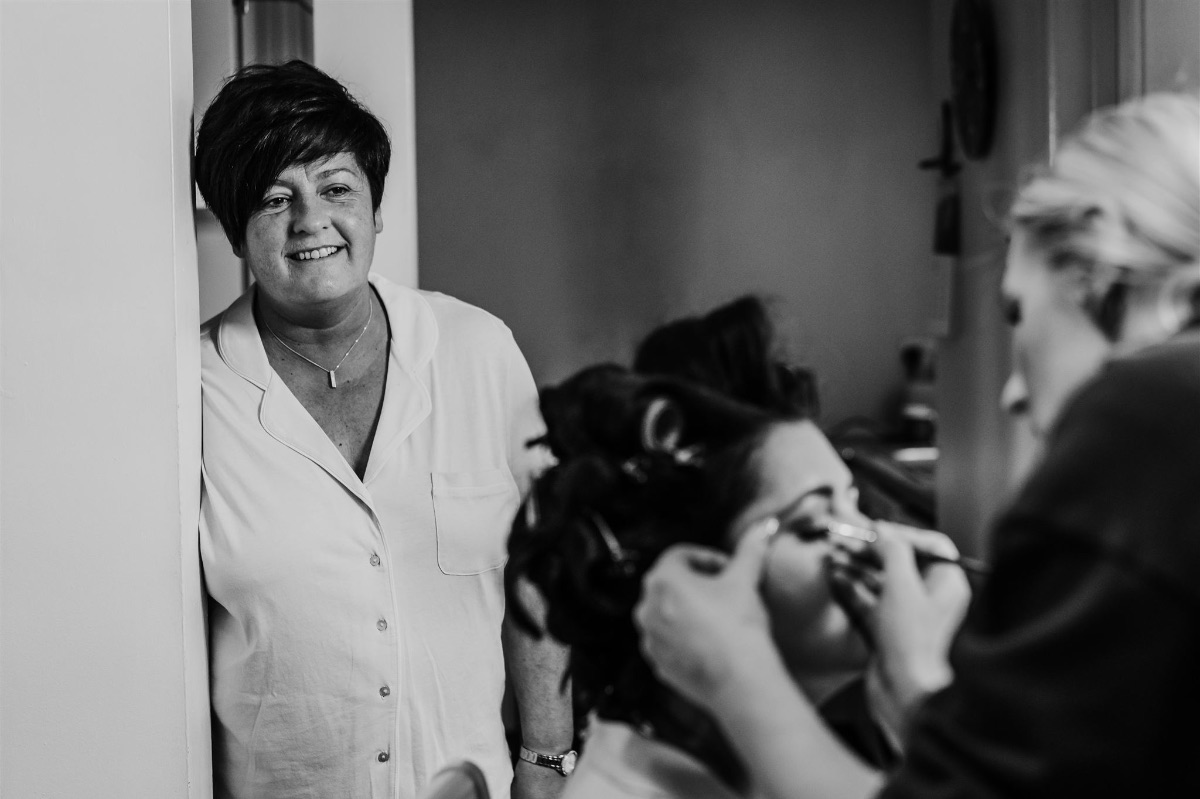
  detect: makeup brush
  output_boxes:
[824,520,991,577]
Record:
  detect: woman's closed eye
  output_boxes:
[780,518,830,543]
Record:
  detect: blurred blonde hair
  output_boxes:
[1010,92,1199,283]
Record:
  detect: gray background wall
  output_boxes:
[413,0,941,426]
[413,0,1200,551]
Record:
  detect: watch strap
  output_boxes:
[518,745,577,776]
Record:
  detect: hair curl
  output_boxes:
[634,295,819,418]
[194,60,391,249]
[505,364,775,720]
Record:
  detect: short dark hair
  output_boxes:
[194,60,391,249]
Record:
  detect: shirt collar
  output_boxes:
[213,274,438,498]
[215,273,438,389]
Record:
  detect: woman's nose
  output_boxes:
[1001,371,1030,417]
[290,196,330,234]
[835,505,873,531]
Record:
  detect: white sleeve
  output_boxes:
[501,328,552,498]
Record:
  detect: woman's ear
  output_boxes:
[1067,264,1127,342]
[1157,266,1200,334]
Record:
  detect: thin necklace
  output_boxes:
[263,300,373,389]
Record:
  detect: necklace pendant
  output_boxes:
[329,370,338,389]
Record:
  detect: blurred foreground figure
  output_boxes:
[634,92,1200,798]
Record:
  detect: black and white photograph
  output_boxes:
[1,1,1198,797]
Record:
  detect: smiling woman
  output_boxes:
[240,154,383,328]
[192,61,573,799]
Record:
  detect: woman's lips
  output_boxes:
[288,245,342,261]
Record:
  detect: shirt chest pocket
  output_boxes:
[432,468,520,576]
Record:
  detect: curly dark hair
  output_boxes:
[505,364,775,729]
[634,295,819,418]
[194,60,391,249]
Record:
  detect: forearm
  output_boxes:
[709,638,883,799]
[502,580,573,751]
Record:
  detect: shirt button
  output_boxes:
[377,619,388,632]
[379,686,391,697]
[377,751,390,763]
[370,554,381,567]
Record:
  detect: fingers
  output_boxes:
[922,558,972,622]
[870,524,925,594]
[722,519,775,587]
[637,545,727,633]
[635,564,679,649]
[870,523,972,612]
[825,521,972,607]
[827,548,883,594]
[874,520,960,560]
[646,518,774,591]
[634,536,775,706]
[828,562,879,650]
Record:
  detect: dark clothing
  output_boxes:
[822,678,901,772]
[884,329,1200,798]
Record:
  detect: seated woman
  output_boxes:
[633,296,900,766]
[505,363,874,798]
[636,296,934,529]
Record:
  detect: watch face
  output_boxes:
[560,750,577,776]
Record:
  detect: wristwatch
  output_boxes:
[518,745,578,777]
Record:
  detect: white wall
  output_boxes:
[193,0,246,323]
[316,0,420,288]
[0,1,209,796]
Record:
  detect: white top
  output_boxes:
[200,274,545,799]
[563,719,752,799]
